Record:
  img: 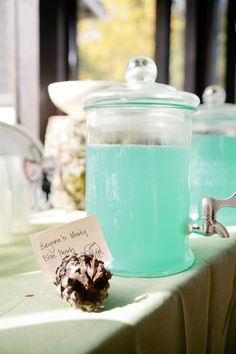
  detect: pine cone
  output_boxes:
[54,254,112,311]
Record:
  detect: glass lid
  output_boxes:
[197,85,236,120]
[84,57,200,111]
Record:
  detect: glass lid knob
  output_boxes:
[202,85,226,106]
[125,56,158,83]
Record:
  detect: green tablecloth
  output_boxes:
[1,211,236,354]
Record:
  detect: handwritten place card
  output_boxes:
[30,215,112,281]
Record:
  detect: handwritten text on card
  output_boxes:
[30,215,112,281]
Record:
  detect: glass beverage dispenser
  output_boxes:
[191,85,236,226]
[84,57,200,277]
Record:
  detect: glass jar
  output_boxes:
[84,57,200,277]
[191,85,236,226]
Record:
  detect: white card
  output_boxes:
[30,215,112,281]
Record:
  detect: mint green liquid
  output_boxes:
[191,134,236,225]
[86,145,194,277]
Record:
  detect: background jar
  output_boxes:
[191,85,236,226]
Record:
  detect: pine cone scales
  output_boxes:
[54,254,112,311]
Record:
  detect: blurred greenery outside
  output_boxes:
[77,0,156,83]
[77,0,227,91]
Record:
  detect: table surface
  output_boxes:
[1,210,236,354]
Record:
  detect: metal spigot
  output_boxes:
[191,192,236,238]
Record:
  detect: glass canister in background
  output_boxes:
[84,57,200,277]
[0,121,44,238]
[191,85,236,226]
[46,80,116,211]
[0,156,12,244]
[44,115,86,210]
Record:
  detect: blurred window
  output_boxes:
[0,0,16,124]
[0,0,39,134]
[77,0,156,81]
[77,0,233,94]
[216,0,228,87]
[169,0,186,90]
